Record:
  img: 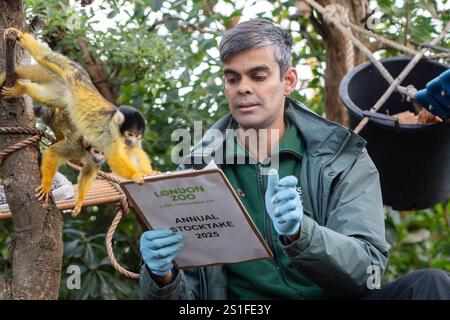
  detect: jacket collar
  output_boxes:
[185,97,366,167]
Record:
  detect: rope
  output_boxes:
[1,126,140,279]
[0,127,49,161]
[66,155,140,279]
[322,4,354,71]
[354,21,450,133]
[303,0,450,132]
[106,191,140,279]
[306,0,445,59]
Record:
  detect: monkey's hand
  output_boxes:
[4,27,23,41]
[141,167,158,175]
[35,184,51,206]
[1,82,25,97]
[71,205,82,217]
[131,173,145,185]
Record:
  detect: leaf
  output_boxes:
[107,10,117,19]
[64,240,81,258]
[84,245,96,269]
[150,0,163,11]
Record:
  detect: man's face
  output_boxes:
[223,46,296,131]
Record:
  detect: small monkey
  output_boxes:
[0,28,156,185]
[34,104,105,216]
[118,105,156,175]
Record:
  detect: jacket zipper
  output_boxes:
[317,163,326,226]
[199,267,207,299]
[257,164,305,300]
[317,134,352,226]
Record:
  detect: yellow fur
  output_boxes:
[34,105,102,216]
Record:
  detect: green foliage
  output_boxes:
[384,201,450,284]
[0,0,447,299]
[0,220,12,278]
[59,205,142,299]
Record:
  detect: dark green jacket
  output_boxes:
[140,98,389,299]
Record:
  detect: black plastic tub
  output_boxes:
[339,57,450,210]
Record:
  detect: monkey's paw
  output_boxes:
[35,185,51,204]
[71,205,82,217]
[1,84,24,97]
[131,173,145,185]
[141,167,155,175]
[4,28,23,41]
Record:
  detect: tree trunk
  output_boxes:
[0,0,63,300]
[314,0,369,126]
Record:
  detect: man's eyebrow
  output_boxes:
[248,65,271,73]
[223,65,272,75]
[223,68,239,75]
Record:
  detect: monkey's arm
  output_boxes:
[1,66,53,90]
[133,147,158,175]
[1,81,65,108]
[5,28,75,80]
[72,163,98,217]
[105,143,144,184]
[35,145,65,203]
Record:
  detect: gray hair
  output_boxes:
[219,19,293,79]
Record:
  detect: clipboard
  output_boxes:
[120,168,273,269]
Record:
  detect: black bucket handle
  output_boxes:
[362,111,400,131]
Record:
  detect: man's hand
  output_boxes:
[140,229,184,278]
[414,69,450,121]
[265,169,304,238]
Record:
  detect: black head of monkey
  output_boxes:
[117,105,146,147]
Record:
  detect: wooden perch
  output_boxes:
[4,28,19,87]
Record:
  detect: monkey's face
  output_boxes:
[124,130,142,147]
[89,147,105,165]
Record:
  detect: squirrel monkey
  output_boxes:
[118,105,157,175]
[34,104,105,217]
[0,28,156,185]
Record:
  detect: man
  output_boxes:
[139,19,450,299]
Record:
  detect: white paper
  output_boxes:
[123,170,272,268]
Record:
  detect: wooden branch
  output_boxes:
[76,38,118,103]
[367,41,391,53]
[4,28,18,87]
[148,15,181,32]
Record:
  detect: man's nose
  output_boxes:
[237,77,253,95]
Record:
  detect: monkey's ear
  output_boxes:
[112,110,125,126]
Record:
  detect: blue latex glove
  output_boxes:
[140,228,184,276]
[414,69,450,120]
[265,169,304,237]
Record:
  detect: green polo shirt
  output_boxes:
[222,119,327,299]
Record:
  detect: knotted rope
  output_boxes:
[303,0,450,133]
[0,126,140,279]
[322,4,354,71]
